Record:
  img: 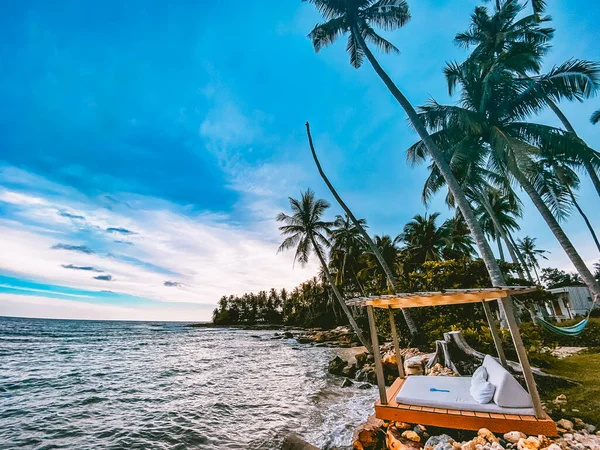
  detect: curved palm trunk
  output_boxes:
[512,166,600,299]
[566,184,600,253]
[547,100,600,200]
[352,27,510,324]
[310,236,373,353]
[305,122,419,337]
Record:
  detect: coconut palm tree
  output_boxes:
[397,213,445,266]
[305,123,418,336]
[277,189,372,352]
[456,0,600,199]
[440,214,477,261]
[304,0,512,314]
[360,234,403,292]
[330,214,368,293]
[517,236,549,283]
[532,147,600,252]
[409,58,600,300]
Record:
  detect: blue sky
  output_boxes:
[1,0,599,321]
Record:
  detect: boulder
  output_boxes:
[402,431,421,442]
[395,422,412,430]
[342,363,357,378]
[342,378,354,388]
[553,394,567,405]
[557,419,574,432]
[358,383,372,390]
[387,427,424,450]
[461,441,476,450]
[283,331,294,339]
[503,432,526,444]
[356,352,369,369]
[478,429,499,443]
[425,434,455,450]
[328,356,347,376]
[516,437,540,450]
[353,420,385,450]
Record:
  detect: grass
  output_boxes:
[544,348,600,426]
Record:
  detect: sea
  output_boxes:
[0,316,375,449]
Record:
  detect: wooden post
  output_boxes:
[481,300,508,367]
[500,296,545,418]
[388,307,405,378]
[367,305,387,405]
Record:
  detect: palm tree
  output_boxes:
[360,234,403,292]
[305,123,418,336]
[441,214,477,260]
[517,236,549,283]
[397,213,445,266]
[330,214,367,293]
[304,0,511,316]
[533,148,600,252]
[456,0,600,199]
[592,109,600,125]
[409,57,600,302]
[277,189,372,352]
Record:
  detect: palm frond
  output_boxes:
[362,0,411,31]
[302,0,347,20]
[592,109,600,125]
[308,17,348,51]
[346,30,365,68]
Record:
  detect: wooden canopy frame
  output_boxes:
[348,287,557,435]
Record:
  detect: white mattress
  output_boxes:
[395,376,536,416]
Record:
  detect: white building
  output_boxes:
[546,286,596,321]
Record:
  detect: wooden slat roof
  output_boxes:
[346,286,537,309]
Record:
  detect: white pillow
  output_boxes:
[470,379,496,404]
[472,366,488,385]
[483,355,533,408]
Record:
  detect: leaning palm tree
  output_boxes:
[306,123,418,336]
[456,0,600,199]
[304,0,512,312]
[277,189,372,352]
[409,57,600,302]
[517,236,549,284]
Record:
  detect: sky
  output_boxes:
[1,0,599,321]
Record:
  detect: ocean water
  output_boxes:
[0,316,375,449]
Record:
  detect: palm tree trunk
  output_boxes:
[547,100,600,199]
[351,28,510,324]
[497,236,505,261]
[506,232,534,282]
[310,236,373,353]
[305,122,419,337]
[512,165,600,299]
[566,185,600,253]
[478,194,529,281]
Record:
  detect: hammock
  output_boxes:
[536,317,588,337]
[536,291,598,337]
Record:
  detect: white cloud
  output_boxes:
[0,165,319,320]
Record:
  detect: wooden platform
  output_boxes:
[375,378,558,436]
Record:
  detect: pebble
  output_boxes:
[558,419,574,432]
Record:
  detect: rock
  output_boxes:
[342,378,354,388]
[516,436,540,450]
[504,432,526,444]
[478,428,499,443]
[536,435,551,449]
[462,441,476,450]
[403,431,421,442]
[342,364,357,378]
[434,443,454,450]
[405,355,430,376]
[546,445,561,450]
[366,415,384,428]
[387,428,423,450]
[328,356,347,376]
[573,418,586,430]
[355,366,377,383]
[353,420,384,450]
[557,419,574,432]
[395,422,412,430]
[585,424,597,434]
[358,383,372,390]
[490,442,504,450]
[425,434,455,450]
[283,331,294,339]
[355,352,369,369]
[553,394,567,405]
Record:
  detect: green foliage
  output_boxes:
[541,267,584,288]
[539,317,600,348]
